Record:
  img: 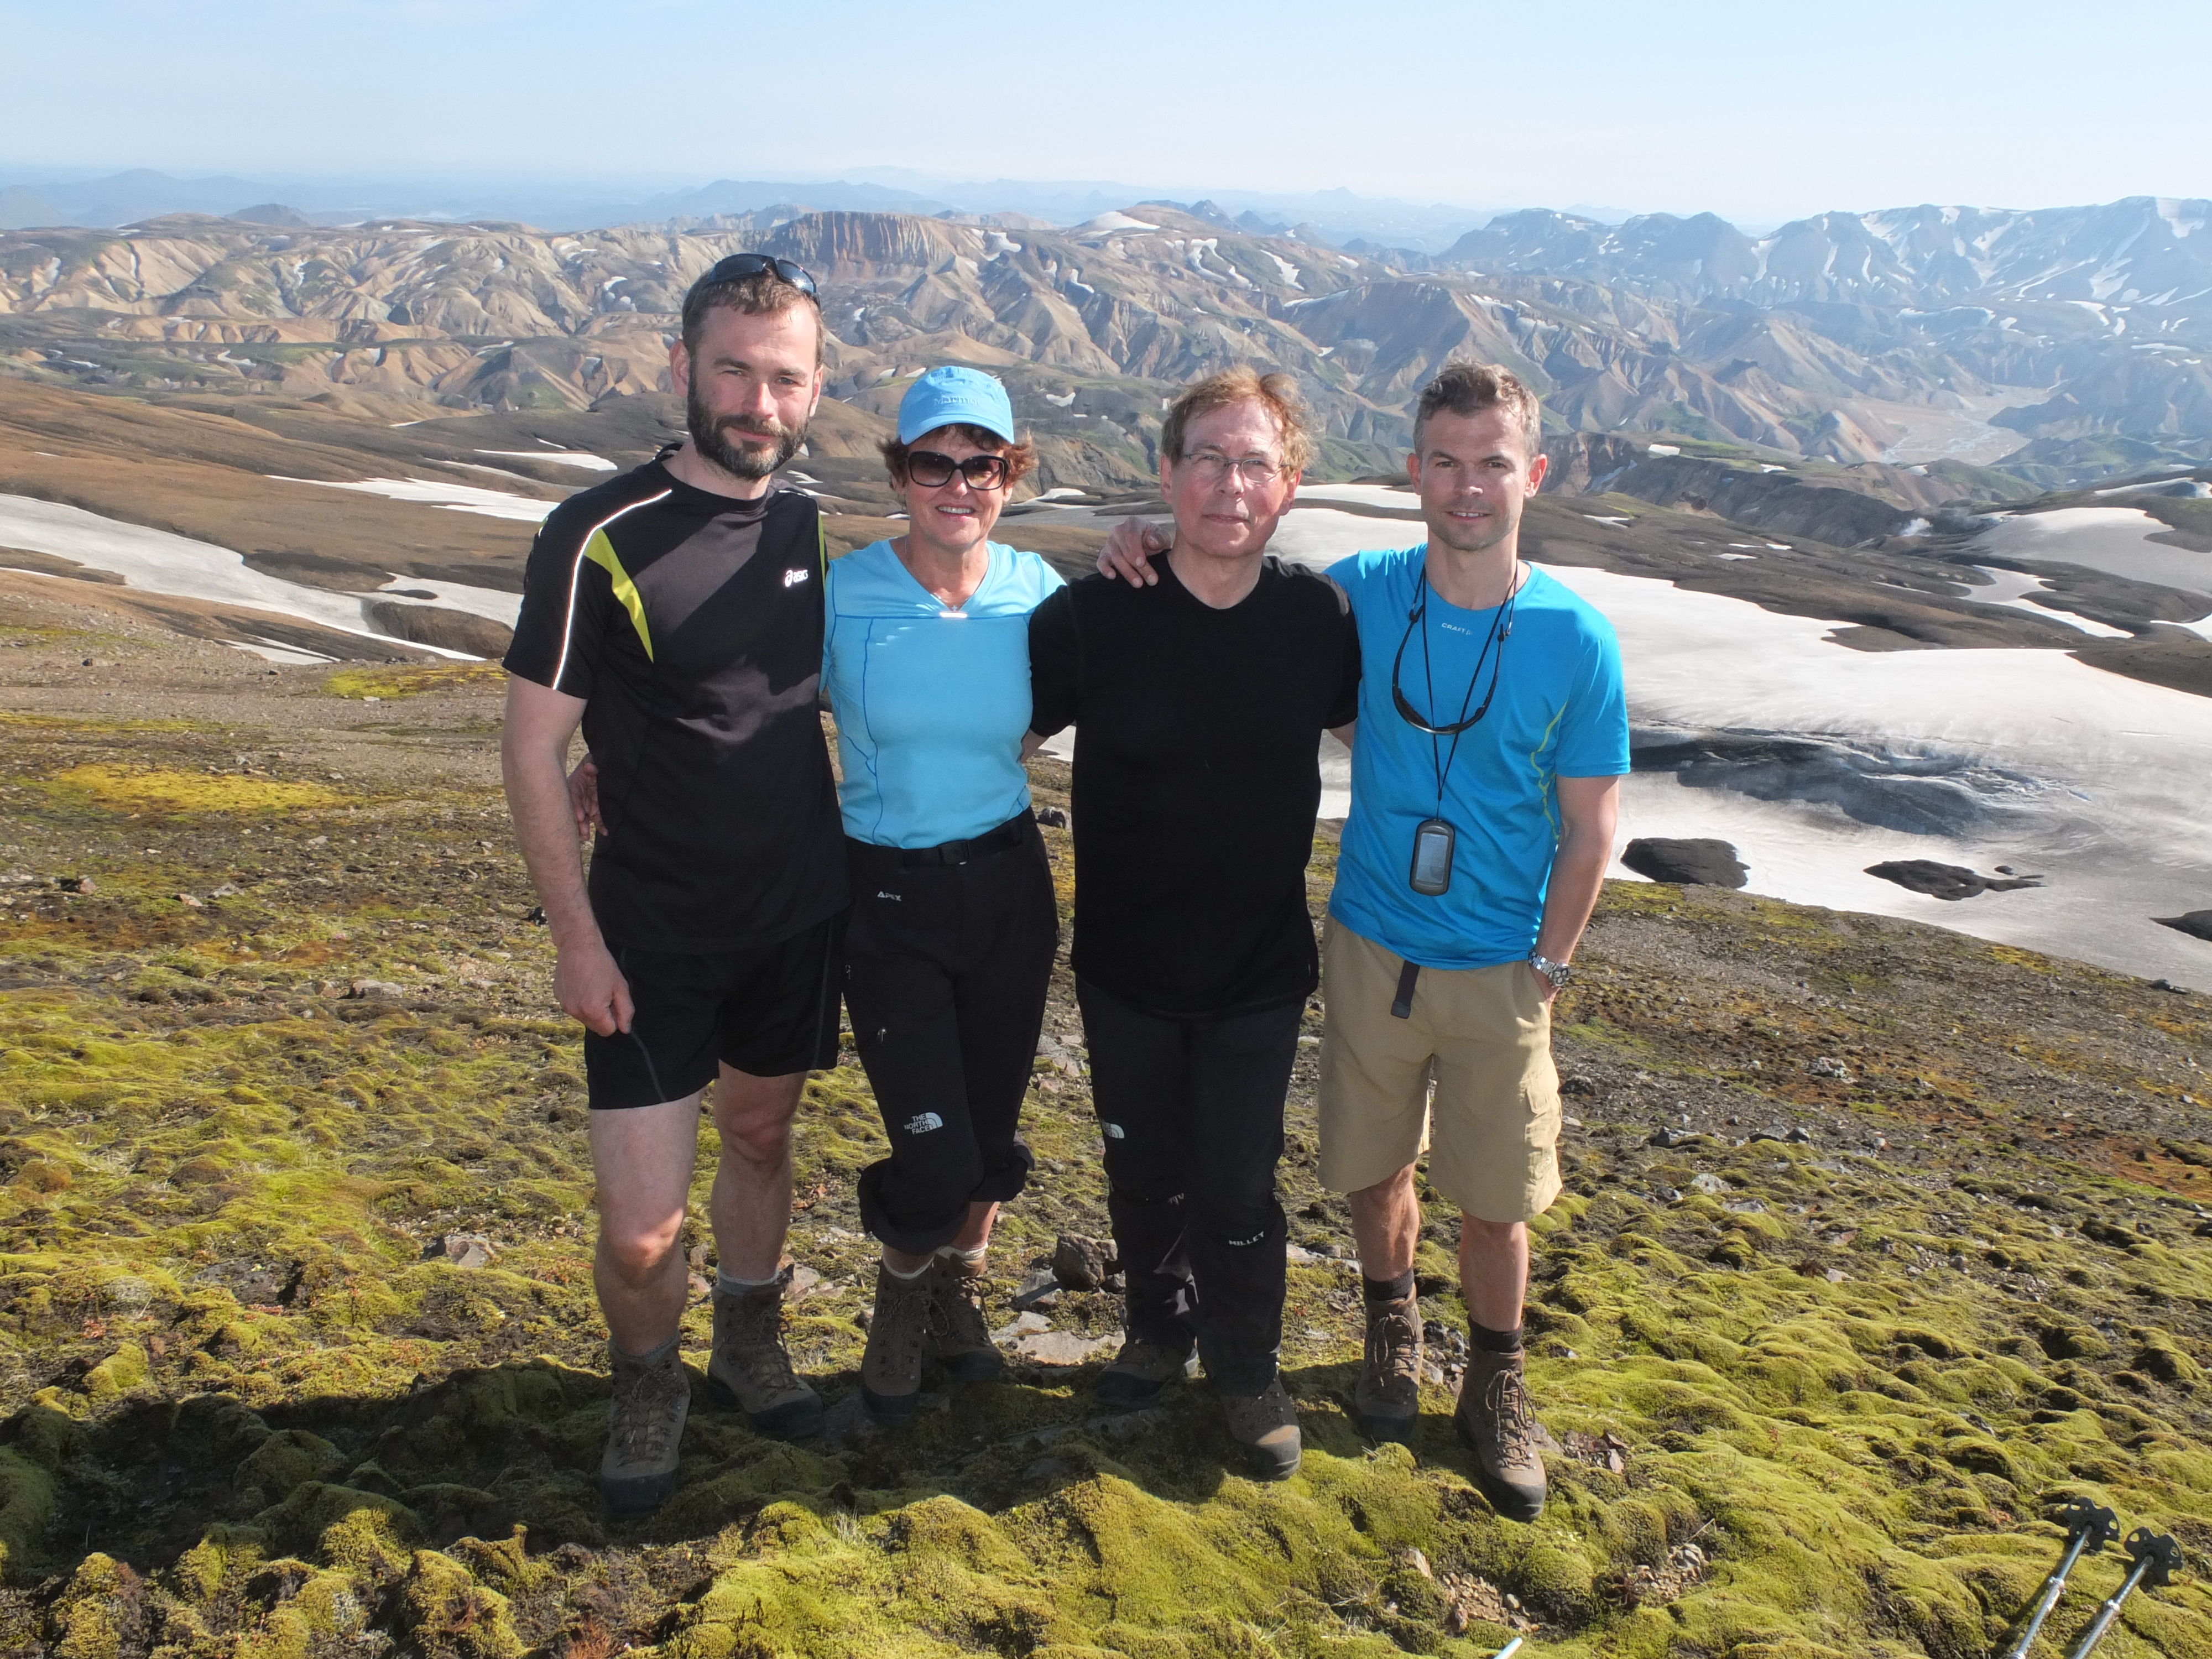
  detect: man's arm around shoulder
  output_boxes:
[501,674,632,1036]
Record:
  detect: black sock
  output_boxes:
[1470,1321,1523,1354]
[1363,1269,1416,1306]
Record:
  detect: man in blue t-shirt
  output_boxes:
[1321,364,1625,1522]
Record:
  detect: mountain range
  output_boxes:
[4,189,2212,506]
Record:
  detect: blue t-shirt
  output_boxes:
[824,539,1065,848]
[1328,548,1628,969]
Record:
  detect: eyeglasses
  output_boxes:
[1178,449,1284,485]
[906,450,1010,490]
[702,253,818,296]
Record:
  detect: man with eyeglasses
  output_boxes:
[1096,362,1626,1522]
[1025,366,1362,1480]
[501,253,843,1512]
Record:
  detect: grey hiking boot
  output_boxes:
[1354,1291,1423,1443]
[601,1335,690,1513]
[707,1271,823,1439]
[1095,1333,1195,1411]
[860,1263,934,1420]
[927,1253,1004,1384]
[1455,1347,1546,1521]
[1220,1377,1302,1480]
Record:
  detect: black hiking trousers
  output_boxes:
[1076,978,1302,1396]
[844,814,1059,1254]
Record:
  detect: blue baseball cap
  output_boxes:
[897,366,1017,445]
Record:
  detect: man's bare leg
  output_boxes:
[705,1065,806,1281]
[1347,1164,1424,1441]
[883,1200,999,1276]
[1458,1215,1528,1335]
[1348,1164,1420,1280]
[589,1095,707,1355]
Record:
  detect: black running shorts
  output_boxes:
[583,915,845,1110]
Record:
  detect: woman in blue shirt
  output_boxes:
[824,367,1065,1419]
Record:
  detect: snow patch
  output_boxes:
[477,448,615,471]
[268,475,557,524]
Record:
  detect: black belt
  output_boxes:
[853,816,1029,869]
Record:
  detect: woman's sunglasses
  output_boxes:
[906,450,1010,489]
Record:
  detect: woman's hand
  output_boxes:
[1097,517,1171,587]
[567,756,605,838]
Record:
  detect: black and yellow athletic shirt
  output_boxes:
[504,460,848,952]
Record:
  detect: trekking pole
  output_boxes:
[1491,1640,1524,1659]
[2060,1529,2183,1659]
[2002,1499,2118,1659]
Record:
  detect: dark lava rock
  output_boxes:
[1865,859,2044,901]
[1035,805,1069,828]
[2153,910,2212,942]
[365,601,515,657]
[1622,837,1747,888]
[1051,1233,1113,1291]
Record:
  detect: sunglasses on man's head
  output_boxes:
[905,450,1010,489]
[703,253,818,295]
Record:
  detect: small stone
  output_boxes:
[1825,1269,1848,1284]
[1444,1605,1470,1637]
[1011,1270,1060,1311]
[1606,1448,1626,1474]
[1401,1548,1433,1579]
[1018,1330,1115,1365]
[1690,1172,1728,1194]
[1787,1126,1814,1143]
[1033,805,1068,828]
[56,875,95,894]
[211,882,241,898]
[786,1264,824,1300]
[688,1273,712,1300]
[442,1234,493,1270]
[348,979,405,999]
[1023,1455,1075,1481]
[993,1310,1053,1342]
[1052,1232,1113,1291]
[176,893,205,908]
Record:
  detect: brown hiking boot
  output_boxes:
[1354,1292,1423,1443]
[601,1335,690,1513]
[706,1271,823,1439]
[1095,1333,1194,1411]
[1455,1347,1546,1521]
[860,1264,934,1420]
[1220,1377,1302,1480]
[927,1253,1004,1383]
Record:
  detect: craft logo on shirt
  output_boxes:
[783,567,810,588]
[1440,619,1472,636]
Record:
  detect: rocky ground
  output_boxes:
[0,586,2208,1659]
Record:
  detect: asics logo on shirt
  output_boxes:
[783,567,810,587]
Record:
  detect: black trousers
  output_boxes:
[844,816,1059,1254]
[1076,978,1302,1395]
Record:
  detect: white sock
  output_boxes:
[936,1244,987,1267]
[882,1255,931,1282]
[717,1270,779,1295]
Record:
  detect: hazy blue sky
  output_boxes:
[5,0,2206,221]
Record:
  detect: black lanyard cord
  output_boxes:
[1390,562,1520,814]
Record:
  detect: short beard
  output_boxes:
[686,383,805,481]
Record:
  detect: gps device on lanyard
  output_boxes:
[1390,562,1519,897]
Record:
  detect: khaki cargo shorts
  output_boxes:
[1317,917,1563,1223]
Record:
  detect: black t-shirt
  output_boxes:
[1027,554,1361,1020]
[504,460,848,953]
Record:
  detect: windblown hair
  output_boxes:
[1159,366,1314,477]
[679,265,823,364]
[1412,361,1542,458]
[878,422,1039,489]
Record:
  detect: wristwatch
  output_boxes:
[1527,953,1572,991]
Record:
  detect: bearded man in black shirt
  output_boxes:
[1027,368,1360,1479]
[502,256,845,1512]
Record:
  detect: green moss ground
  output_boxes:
[0,652,2206,1658]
